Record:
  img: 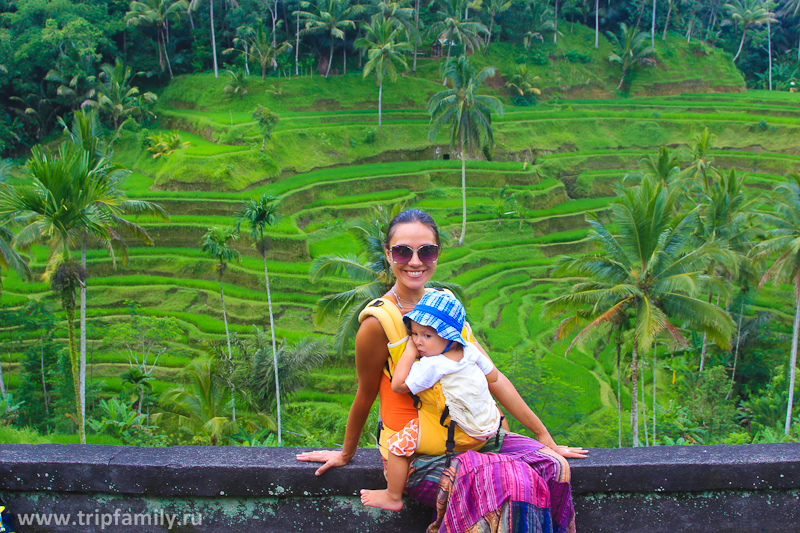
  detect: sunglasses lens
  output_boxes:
[418,245,439,263]
[391,245,413,263]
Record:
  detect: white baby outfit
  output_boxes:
[405,341,502,440]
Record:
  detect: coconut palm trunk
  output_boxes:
[726,298,746,400]
[459,147,467,246]
[41,327,49,414]
[617,332,622,448]
[263,256,281,442]
[786,296,799,435]
[663,0,673,39]
[219,276,235,421]
[378,78,383,127]
[485,17,494,53]
[296,11,300,76]
[641,366,648,446]
[699,292,714,371]
[595,0,599,48]
[554,0,559,42]
[617,66,627,89]
[66,300,85,443]
[631,337,639,447]
[0,360,5,398]
[652,339,657,444]
[413,0,420,72]
[326,40,335,77]
[80,240,87,426]
[733,30,746,62]
[651,0,656,48]
[768,20,772,91]
[210,0,219,77]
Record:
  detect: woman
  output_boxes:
[298,209,587,532]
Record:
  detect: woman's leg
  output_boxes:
[500,432,575,533]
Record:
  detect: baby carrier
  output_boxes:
[358,289,501,460]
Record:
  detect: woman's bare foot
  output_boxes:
[360,489,404,511]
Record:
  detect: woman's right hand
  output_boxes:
[296,449,352,476]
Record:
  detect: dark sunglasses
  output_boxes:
[389,244,440,264]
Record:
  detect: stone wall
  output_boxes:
[1,443,798,532]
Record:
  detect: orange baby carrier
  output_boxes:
[358,289,492,460]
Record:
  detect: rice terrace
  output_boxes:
[1,0,800,466]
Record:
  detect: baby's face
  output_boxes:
[409,321,450,357]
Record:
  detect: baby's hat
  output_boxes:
[403,291,467,346]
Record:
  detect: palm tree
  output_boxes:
[723,0,777,62]
[632,146,683,185]
[428,56,504,246]
[125,0,188,78]
[371,0,416,33]
[482,0,515,52]
[355,18,412,127]
[200,226,241,420]
[523,2,556,49]
[0,142,133,443]
[9,87,56,142]
[120,367,154,415]
[692,168,763,371]
[94,59,158,140]
[505,65,542,101]
[59,109,168,431]
[429,0,489,63]
[222,69,249,99]
[235,194,282,442]
[754,172,800,436]
[297,0,366,77]
[189,0,220,77]
[227,20,293,79]
[542,177,735,446]
[681,127,717,196]
[44,42,98,111]
[249,332,330,408]
[160,358,235,445]
[310,204,465,355]
[607,23,655,90]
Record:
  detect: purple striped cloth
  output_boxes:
[406,432,576,533]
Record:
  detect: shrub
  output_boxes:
[512,95,536,107]
[146,131,189,158]
[565,49,591,64]
[363,127,377,144]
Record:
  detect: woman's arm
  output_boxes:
[473,338,588,459]
[296,317,388,474]
[390,341,417,394]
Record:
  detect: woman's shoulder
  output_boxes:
[356,314,391,344]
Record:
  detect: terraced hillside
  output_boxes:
[3,39,799,447]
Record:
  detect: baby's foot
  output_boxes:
[360,489,404,511]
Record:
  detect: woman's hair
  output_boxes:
[384,208,441,247]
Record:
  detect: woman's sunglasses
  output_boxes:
[389,244,440,264]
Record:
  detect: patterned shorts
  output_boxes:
[386,418,420,457]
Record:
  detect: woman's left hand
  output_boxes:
[555,446,588,459]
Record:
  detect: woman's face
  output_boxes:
[385,221,438,291]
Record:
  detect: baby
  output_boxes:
[360,291,502,511]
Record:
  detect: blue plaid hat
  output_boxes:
[403,291,467,346]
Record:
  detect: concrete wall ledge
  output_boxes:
[1,442,798,532]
